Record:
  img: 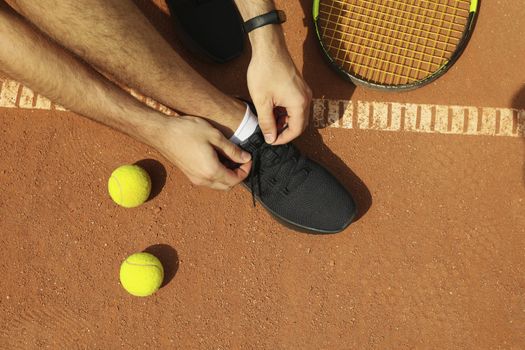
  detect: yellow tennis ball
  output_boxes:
[119,252,164,297]
[108,165,151,208]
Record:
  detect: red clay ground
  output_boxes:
[1,0,524,349]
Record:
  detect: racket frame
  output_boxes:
[313,0,479,90]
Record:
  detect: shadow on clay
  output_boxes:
[298,0,372,222]
[143,244,179,288]
[134,158,167,202]
[298,127,372,223]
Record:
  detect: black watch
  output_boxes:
[243,10,287,33]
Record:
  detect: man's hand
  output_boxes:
[248,27,312,145]
[153,116,252,191]
[233,0,312,145]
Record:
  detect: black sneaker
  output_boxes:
[239,125,357,234]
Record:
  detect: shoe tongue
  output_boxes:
[261,143,295,168]
[241,128,298,167]
[240,129,264,153]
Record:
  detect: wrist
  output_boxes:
[249,25,288,57]
[235,1,274,21]
[94,85,169,148]
[131,110,169,148]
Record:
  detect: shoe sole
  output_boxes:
[240,183,356,234]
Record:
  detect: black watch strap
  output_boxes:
[243,10,286,33]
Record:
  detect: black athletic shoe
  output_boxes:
[239,126,357,234]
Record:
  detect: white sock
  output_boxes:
[229,104,258,145]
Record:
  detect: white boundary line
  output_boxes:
[0,78,175,115]
[1,78,524,137]
[313,99,525,137]
[0,79,60,111]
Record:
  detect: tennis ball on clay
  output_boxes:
[119,252,164,297]
[108,164,151,208]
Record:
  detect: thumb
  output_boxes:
[211,134,252,164]
[255,100,277,144]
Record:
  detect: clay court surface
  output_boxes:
[1,0,524,349]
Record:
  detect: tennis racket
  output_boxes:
[313,0,479,90]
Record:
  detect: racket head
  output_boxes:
[313,0,479,90]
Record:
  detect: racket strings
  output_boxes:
[328,1,463,76]
[318,0,471,85]
[323,0,467,84]
[324,1,461,56]
[320,5,464,50]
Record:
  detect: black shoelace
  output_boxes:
[248,143,309,207]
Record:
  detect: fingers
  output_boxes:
[273,101,311,145]
[218,163,251,188]
[255,99,278,144]
[236,162,252,179]
[209,130,251,164]
[202,132,252,190]
[191,162,250,191]
[209,183,232,191]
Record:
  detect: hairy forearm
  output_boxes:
[0,5,165,146]
[7,0,243,125]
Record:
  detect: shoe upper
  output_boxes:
[239,128,357,233]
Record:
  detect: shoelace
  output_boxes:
[250,148,262,207]
[248,143,307,207]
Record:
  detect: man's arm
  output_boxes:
[0,3,251,190]
[234,1,274,17]
[234,0,312,145]
[0,2,162,145]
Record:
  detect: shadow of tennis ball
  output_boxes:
[134,159,167,202]
[143,244,179,288]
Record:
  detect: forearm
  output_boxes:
[234,0,274,18]
[234,1,311,145]
[7,0,244,126]
[0,5,164,146]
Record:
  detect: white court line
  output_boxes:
[1,78,524,137]
[313,98,525,137]
[0,78,176,115]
